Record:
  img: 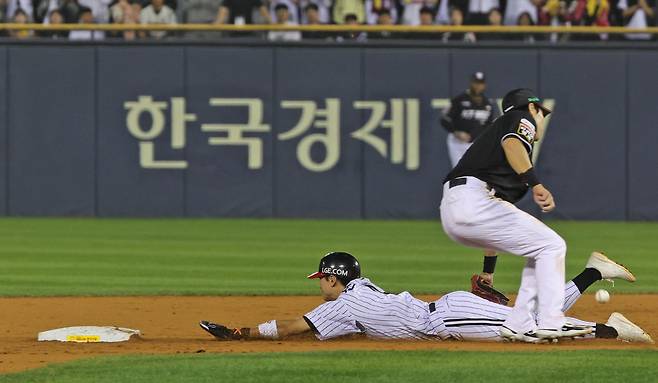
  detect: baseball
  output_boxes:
[595,289,610,303]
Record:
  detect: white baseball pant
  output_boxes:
[446,133,472,167]
[440,176,567,334]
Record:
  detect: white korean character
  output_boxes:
[200,98,271,170]
[352,99,419,170]
[124,96,196,169]
[278,98,340,172]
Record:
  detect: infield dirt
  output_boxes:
[1,294,656,374]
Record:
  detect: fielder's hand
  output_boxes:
[478,272,494,286]
[532,184,555,213]
[200,321,249,340]
[454,131,472,143]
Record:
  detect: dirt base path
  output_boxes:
[1,294,656,374]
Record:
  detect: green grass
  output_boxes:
[1,350,656,383]
[0,218,655,296]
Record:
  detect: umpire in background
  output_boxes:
[441,72,497,167]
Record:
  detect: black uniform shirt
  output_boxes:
[440,91,497,142]
[444,110,537,203]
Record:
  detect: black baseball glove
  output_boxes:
[200,321,250,340]
[470,274,510,306]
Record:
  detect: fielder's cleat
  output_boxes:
[606,312,654,344]
[586,251,636,282]
[536,323,593,340]
[500,326,548,344]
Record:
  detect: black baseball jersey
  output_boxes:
[444,110,537,203]
[440,91,497,142]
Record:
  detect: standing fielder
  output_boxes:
[199,252,651,344]
[441,71,497,168]
[441,88,590,341]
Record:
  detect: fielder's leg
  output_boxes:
[563,251,636,311]
[440,177,578,337]
[446,133,471,167]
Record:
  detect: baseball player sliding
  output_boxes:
[441,88,583,341]
[199,252,652,344]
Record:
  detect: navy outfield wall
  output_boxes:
[0,42,656,220]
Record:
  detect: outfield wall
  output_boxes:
[0,42,655,220]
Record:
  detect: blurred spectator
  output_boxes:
[268,2,301,40]
[420,4,436,24]
[538,0,570,42]
[215,0,270,24]
[7,0,33,23]
[140,0,177,39]
[568,0,611,40]
[270,0,299,24]
[338,13,367,40]
[299,0,333,24]
[69,7,105,40]
[569,0,611,26]
[60,0,83,23]
[400,0,438,25]
[618,0,655,40]
[110,0,142,40]
[478,7,505,40]
[33,0,52,23]
[300,0,331,23]
[333,0,365,24]
[414,5,442,39]
[467,0,500,24]
[504,0,540,25]
[450,0,469,14]
[301,2,331,39]
[42,9,69,39]
[365,0,399,24]
[80,0,112,24]
[442,6,476,41]
[608,0,624,26]
[369,8,397,39]
[435,0,452,24]
[512,11,538,42]
[539,0,570,25]
[10,8,33,39]
[178,0,221,39]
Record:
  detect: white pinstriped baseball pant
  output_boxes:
[440,176,567,334]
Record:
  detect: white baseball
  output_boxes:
[595,289,610,303]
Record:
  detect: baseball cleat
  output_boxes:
[500,326,548,344]
[586,252,636,282]
[606,312,654,344]
[536,323,593,340]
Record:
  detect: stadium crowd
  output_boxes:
[0,0,655,41]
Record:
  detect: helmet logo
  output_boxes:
[322,267,349,277]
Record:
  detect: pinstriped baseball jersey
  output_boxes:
[303,278,437,340]
[303,278,591,342]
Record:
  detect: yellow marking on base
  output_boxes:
[66,335,101,343]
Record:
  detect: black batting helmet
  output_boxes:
[307,251,361,285]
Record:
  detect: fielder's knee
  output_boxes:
[544,235,567,260]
